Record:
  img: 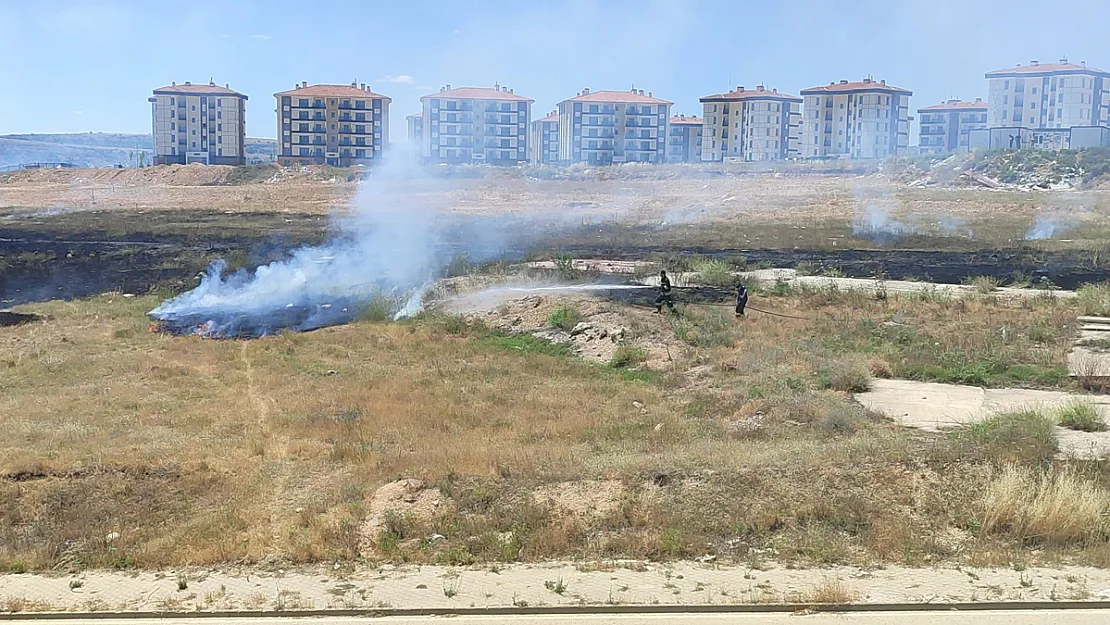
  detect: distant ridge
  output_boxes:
[0,132,276,168]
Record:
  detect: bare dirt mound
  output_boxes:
[360,478,451,548]
[441,289,684,369]
[532,479,627,524]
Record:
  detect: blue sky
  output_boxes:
[0,0,1107,143]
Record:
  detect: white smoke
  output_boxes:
[149,154,482,336]
[851,205,914,243]
[1024,214,1059,241]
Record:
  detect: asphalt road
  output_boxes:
[3,612,1109,625]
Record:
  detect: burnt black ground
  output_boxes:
[3,209,1109,306]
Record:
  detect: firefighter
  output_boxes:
[655,270,675,313]
[735,281,749,317]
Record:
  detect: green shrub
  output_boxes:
[1054,400,1108,432]
[669,307,735,348]
[548,305,582,331]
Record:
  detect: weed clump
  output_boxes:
[981,465,1110,545]
[819,359,872,393]
[966,275,1001,294]
[693,259,736,287]
[548,305,582,331]
[955,409,1058,465]
[1078,283,1110,316]
[1054,400,1108,432]
[610,345,647,369]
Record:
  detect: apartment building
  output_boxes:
[407,113,423,144]
[149,80,247,165]
[666,114,703,162]
[917,99,987,154]
[699,85,801,162]
[419,84,533,165]
[528,110,559,165]
[982,59,1110,150]
[557,88,672,165]
[273,82,390,167]
[800,78,912,159]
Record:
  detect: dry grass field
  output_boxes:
[4,278,1110,573]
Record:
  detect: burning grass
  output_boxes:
[0,280,1105,572]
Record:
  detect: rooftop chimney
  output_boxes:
[880,79,886,85]
[172,81,176,86]
[360,83,365,90]
[351,81,357,88]
[509,88,514,94]
[209,78,215,86]
[1061,57,1068,64]
[840,80,849,84]
[772,88,778,94]
[1031,60,1039,66]
[184,81,191,85]
[494,82,500,91]
[648,91,652,97]
[302,81,307,88]
[583,88,589,95]
[1082,60,1087,67]
[756,84,764,91]
[446,84,451,90]
[975,97,982,103]
[737,85,744,92]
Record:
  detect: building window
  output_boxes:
[169,97,175,105]
[299,98,309,107]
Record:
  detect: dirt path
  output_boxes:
[2,562,1109,612]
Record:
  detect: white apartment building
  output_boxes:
[419,84,533,165]
[699,85,801,162]
[667,114,703,163]
[983,59,1110,150]
[557,88,672,165]
[528,111,559,165]
[149,80,247,165]
[274,82,390,167]
[800,78,912,159]
[407,112,423,144]
[917,99,987,154]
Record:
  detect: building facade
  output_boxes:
[528,111,559,165]
[800,78,912,159]
[699,85,801,162]
[557,88,672,165]
[419,84,533,165]
[149,81,247,166]
[917,99,987,154]
[273,82,390,167]
[667,114,703,162]
[983,59,1110,150]
[406,113,423,144]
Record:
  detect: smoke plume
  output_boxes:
[851,205,914,243]
[150,156,488,337]
[1024,215,1059,241]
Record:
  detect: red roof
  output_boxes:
[421,86,533,102]
[918,99,987,112]
[561,89,672,105]
[986,62,1109,77]
[154,82,246,97]
[669,115,703,125]
[535,113,559,123]
[800,79,911,95]
[274,83,391,100]
[700,86,800,103]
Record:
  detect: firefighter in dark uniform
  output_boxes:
[735,281,749,317]
[655,270,676,313]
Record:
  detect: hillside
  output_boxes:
[0,132,276,168]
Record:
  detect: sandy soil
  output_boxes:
[2,561,1109,612]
